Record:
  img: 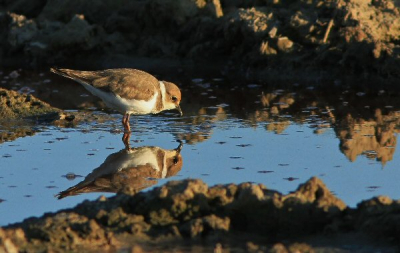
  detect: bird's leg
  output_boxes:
[122,131,131,150]
[122,113,131,133]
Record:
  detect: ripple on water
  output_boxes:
[232,167,245,170]
[257,170,274,173]
[283,177,299,181]
[236,144,251,147]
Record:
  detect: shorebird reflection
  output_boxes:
[56,141,183,199]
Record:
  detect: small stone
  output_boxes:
[3,238,18,253]
[269,27,278,38]
[247,241,259,251]
[270,243,288,253]
[277,37,293,52]
[9,71,20,79]
[260,41,277,55]
[98,195,107,202]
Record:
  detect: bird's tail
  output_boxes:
[50,67,75,79]
[55,183,104,199]
[50,68,100,84]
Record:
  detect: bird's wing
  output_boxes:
[56,164,160,199]
[56,177,114,199]
[51,68,160,100]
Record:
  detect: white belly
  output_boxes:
[127,148,160,172]
[80,82,158,114]
[116,94,158,114]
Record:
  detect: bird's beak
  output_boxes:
[176,105,183,117]
[175,140,183,154]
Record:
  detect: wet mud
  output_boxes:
[0,177,399,252]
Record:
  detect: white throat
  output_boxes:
[162,154,167,178]
[159,81,167,110]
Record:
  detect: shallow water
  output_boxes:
[1,69,400,226]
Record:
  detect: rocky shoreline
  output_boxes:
[1,177,399,252]
[1,0,399,81]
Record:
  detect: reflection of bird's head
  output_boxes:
[165,142,183,177]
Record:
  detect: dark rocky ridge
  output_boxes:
[0,0,399,80]
[0,177,399,252]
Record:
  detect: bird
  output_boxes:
[50,68,182,132]
[56,142,183,199]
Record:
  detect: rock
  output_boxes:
[2,0,47,18]
[38,0,123,24]
[2,238,18,253]
[180,215,229,237]
[7,13,38,49]
[354,196,400,242]
[336,0,400,74]
[286,177,346,212]
[8,70,20,79]
[276,37,293,52]
[49,14,99,50]
[225,7,271,37]
[268,26,278,38]
[260,41,277,55]
[209,0,224,18]
[269,243,288,253]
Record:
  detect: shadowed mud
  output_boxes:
[0,0,399,81]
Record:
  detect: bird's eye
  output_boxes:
[171,96,177,102]
[173,157,179,164]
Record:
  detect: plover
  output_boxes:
[50,68,182,132]
[56,142,183,199]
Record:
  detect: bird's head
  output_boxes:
[163,81,182,116]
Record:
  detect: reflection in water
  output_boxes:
[335,111,398,165]
[56,137,183,199]
[175,107,227,144]
[3,70,400,165]
[175,85,400,165]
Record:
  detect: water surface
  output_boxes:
[1,70,400,225]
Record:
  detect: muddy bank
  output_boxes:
[0,177,398,252]
[0,87,117,143]
[0,87,59,119]
[0,87,58,142]
[0,0,399,81]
